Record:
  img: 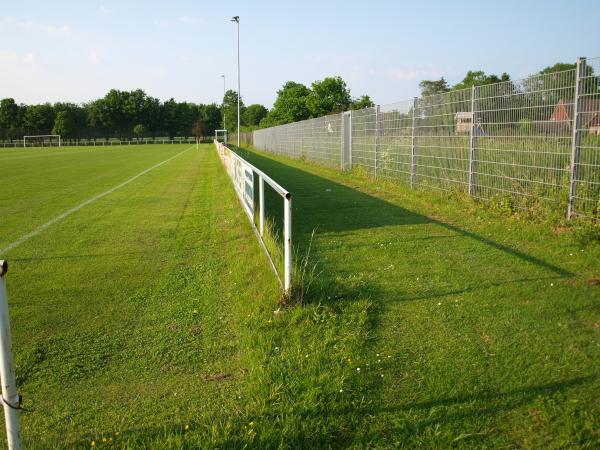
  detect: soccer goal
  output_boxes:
[215,129,228,143]
[23,135,61,148]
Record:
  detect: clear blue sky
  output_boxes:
[1,0,599,108]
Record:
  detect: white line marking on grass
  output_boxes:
[1,146,194,255]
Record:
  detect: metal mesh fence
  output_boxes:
[574,56,600,217]
[254,56,600,219]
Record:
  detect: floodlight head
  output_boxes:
[231,16,239,23]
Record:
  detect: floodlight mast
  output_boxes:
[231,15,240,147]
[221,74,226,137]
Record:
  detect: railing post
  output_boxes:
[411,97,418,188]
[283,194,292,293]
[568,57,587,219]
[375,105,381,178]
[0,261,22,450]
[468,85,479,197]
[259,176,265,236]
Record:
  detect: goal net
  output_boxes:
[23,135,61,148]
[215,129,228,143]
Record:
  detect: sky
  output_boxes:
[1,0,599,108]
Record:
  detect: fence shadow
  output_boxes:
[235,147,572,280]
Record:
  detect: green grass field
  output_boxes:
[1,143,599,448]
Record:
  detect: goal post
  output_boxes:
[215,129,228,143]
[23,135,61,148]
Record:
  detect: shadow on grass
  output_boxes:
[233,146,572,284]
[50,375,594,449]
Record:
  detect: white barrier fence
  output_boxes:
[214,140,292,293]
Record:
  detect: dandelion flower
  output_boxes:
[102,437,107,442]
[305,354,309,358]
[356,367,361,372]
[91,442,95,447]
[184,424,190,431]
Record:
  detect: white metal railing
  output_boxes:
[0,261,22,450]
[214,140,292,292]
[254,55,600,220]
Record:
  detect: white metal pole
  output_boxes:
[0,261,22,450]
[283,194,292,293]
[468,85,479,197]
[236,18,241,147]
[411,97,418,188]
[568,57,586,219]
[259,176,265,236]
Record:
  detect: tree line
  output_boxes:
[1,62,591,140]
[0,90,223,141]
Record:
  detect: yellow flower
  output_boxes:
[184,424,190,431]
[91,442,95,447]
[102,437,107,442]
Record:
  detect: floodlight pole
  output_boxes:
[221,74,226,133]
[231,16,240,147]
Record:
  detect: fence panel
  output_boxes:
[253,56,600,219]
[573,56,600,217]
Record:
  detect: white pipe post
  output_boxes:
[0,261,22,450]
[468,85,479,197]
[374,105,380,178]
[568,57,586,219]
[411,97,418,188]
[283,194,292,293]
[259,176,265,236]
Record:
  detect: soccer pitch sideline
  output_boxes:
[1,143,599,448]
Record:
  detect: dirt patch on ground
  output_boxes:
[205,373,233,382]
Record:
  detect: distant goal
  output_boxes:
[23,135,61,148]
[215,129,228,143]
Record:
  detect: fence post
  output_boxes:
[375,105,381,178]
[411,97,418,188]
[259,176,265,236]
[468,85,479,197]
[567,57,587,219]
[283,194,292,293]
[0,261,22,450]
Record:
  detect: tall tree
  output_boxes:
[307,76,352,117]
[52,111,76,137]
[452,70,510,91]
[222,89,245,132]
[350,95,375,110]
[243,104,268,127]
[262,81,311,127]
[0,98,23,140]
[418,78,450,97]
[23,104,55,135]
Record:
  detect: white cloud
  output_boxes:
[155,20,170,28]
[23,52,36,65]
[387,68,420,80]
[4,16,73,36]
[178,16,205,24]
[89,52,101,65]
[349,65,376,81]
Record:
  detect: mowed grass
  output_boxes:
[232,144,600,448]
[1,142,599,448]
[0,144,283,447]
